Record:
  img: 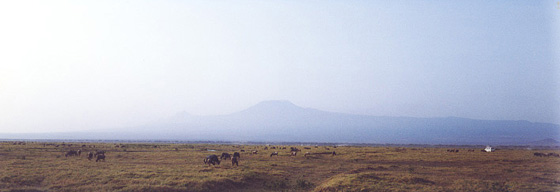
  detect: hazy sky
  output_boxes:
[1,1,559,133]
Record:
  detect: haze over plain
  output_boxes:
[0,1,558,134]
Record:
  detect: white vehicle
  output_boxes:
[484,146,495,152]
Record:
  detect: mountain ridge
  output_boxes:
[1,100,558,145]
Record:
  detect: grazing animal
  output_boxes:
[271,147,276,149]
[87,152,94,160]
[204,155,220,165]
[304,147,311,150]
[252,150,258,155]
[291,151,297,156]
[231,157,239,166]
[221,153,231,160]
[233,152,241,159]
[304,152,311,157]
[96,154,105,162]
[94,151,105,157]
[65,150,78,157]
[332,151,336,156]
[290,147,301,152]
[548,153,560,157]
[534,152,546,157]
[240,150,245,152]
[270,152,279,157]
[77,150,82,156]
[264,147,268,150]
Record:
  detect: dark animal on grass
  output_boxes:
[65,150,78,157]
[94,151,105,157]
[252,150,258,154]
[534,152,546,157]
[240,150,245,152]
[271,147,276,149]
[547,153,559,157]
[332,151,337,156]
[221,153,231,160]
[87,152,94,160]
[304,147,311,150]
[77,150,81,156]
[233,152,241,159]
[291,151,297,156]
[270,152,278,157]
[204,155,220,165]
[290,147,301,152]
[264,147,268,150]
[96,154,105,162]
[232,157,239,166]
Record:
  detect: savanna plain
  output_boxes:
[1,141,559,192]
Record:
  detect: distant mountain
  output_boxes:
[528,138,560,146]
[1,100,559,145]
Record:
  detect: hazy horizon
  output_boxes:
[1,1,559,133]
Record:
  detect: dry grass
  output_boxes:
[0,142,559,191]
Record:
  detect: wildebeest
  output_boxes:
[291,151,297,156]
[94,151,105,157]
[231,157,239,166]
[87,152,94,160]
[220,153,231,160]
[534,152,546,157]
[332,151,336,156]
[264,147,268,150]
[548,153,560,157]
[96,154,105,162]
[65,150,78,157]
[304,147,311,150]
[270,152,279,157]
[252,150,258,154]
[77,150,82,156]
[290,147,301,152]
[204,155,220,165]
[233,152,241,159]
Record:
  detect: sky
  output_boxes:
[0,0,559,133]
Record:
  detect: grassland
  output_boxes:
[0,141,559,192]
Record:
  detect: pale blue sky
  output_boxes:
[0,0,558,133]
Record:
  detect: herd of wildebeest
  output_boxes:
[7,141,560,166]
[202,146,337,167]
[43,142,340,166]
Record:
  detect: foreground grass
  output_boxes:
[0,142,559,191]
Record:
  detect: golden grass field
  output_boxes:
[1,141,559,192]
